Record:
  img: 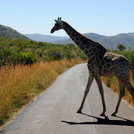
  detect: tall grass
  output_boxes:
[0,59,81,125]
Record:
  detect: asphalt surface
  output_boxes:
[1,63,134,134]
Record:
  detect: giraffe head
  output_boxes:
[51,17,63,33]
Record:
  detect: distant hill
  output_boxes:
[52,33,134,49]
[25,32,134,49]
[128,32,134,37]
[99,33,134,49]
[53,33,107,45]
[0,25,28,39]
[84,33,107,41]
[1,24,133,49]
[25,33,68,42]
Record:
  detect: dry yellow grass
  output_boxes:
[0,59,81,125]
[102,70,134,107]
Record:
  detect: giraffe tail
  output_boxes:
[130,64,134,86]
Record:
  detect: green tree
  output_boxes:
[117,44,126,51]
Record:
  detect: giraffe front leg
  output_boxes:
[95,73,106,116]
[77,72,94,114]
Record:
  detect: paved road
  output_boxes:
[1,63,134,134]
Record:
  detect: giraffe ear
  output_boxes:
[54,20,58,23]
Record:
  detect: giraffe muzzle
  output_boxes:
[50,28,54,33]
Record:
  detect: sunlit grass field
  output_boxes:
[0,59,81,125]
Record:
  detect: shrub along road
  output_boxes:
[1,63,134,134]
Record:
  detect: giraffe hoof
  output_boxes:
[77,109,82,114]
[100,112,105,116]
[111,113,116,116]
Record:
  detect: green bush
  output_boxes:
[0,38,87,67]
[19,51,38,65]
[44,47,64,61]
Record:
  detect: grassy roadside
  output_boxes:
[0,59,82,126]
[101,71,134,107]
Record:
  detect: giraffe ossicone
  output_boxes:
[51,17,134,116]
[55,17,62,23]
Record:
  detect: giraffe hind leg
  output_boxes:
[125,82,134,100]
[112,81,125,116]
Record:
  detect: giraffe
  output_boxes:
[51,17,134,116]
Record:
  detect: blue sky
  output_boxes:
[1,0,134,36]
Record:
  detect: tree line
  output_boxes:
[0,37,87,67]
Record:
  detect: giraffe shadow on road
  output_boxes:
[61,113,134,126]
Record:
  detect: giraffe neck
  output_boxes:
[62,21,107,58]
[63,21,87,48]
